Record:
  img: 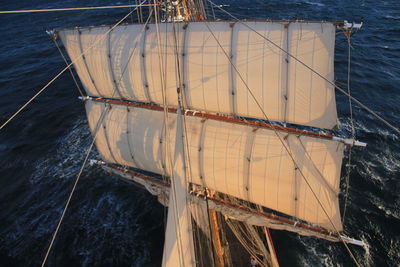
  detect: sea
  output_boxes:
[0,0,399,266]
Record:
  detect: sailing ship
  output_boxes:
[49,1,368,265]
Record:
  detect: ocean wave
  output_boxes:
[30,118,91,184]
[302,1,325,7]
[296,237,337,267]
[384,15,400,20]
[387,239,400,265]
[6,117,161,266]
[296,232,373,266]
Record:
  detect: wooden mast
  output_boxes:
[264,227,280,267]
[208,191,225,267]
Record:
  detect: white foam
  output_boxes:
[30,118,93,183]
[303,1,325,7]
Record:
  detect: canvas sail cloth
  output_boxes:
[85,101,344,231]
[162,110,196,267]
[59,21,337,129]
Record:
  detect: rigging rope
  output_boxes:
[153,2,186,266]
[225,218,269,267]
[41,106,109,267]
[0,69,63,131]
[169,16,197,191]
[152,0,172,244]
[52,38,85,97]
[0,8,136,131]
[171,24,195,187]
[202,19,362,267]
[128,0,134,24]
[0,4,152,14]
[207,0,400,136]
[342,31,355,224]
[165,6,219,263]
[135,0,144,23]
[170,15,216,266]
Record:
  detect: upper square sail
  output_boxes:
[59,21,338,129]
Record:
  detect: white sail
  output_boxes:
[162,110,196,267]
[85,101,344,231]
[60,21,337,129]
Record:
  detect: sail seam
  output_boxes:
[77,29,102,96]
[283,23,290,123]
[198,119,206,186]
[229,22,237,115]
[107,27,124,99]
[141,24,152,102]
[181,24,189,107]
[101,104,119,164]
[244,129,256,201]
[126,107,140,167]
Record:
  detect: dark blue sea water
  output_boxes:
[0,0,399,266]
